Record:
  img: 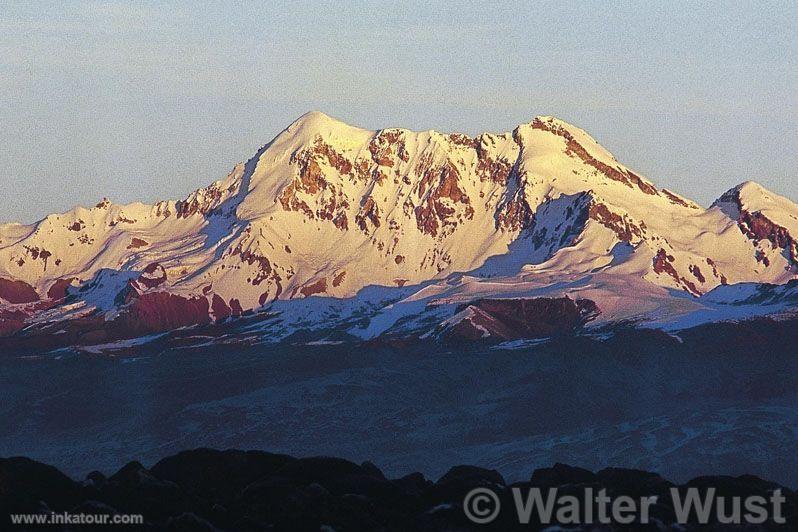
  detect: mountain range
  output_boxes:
[2,112,797,350]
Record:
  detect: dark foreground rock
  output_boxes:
[1,449,795,531]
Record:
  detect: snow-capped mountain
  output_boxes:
[1,112,797,346]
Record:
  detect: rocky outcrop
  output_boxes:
[653,249,702,296]
[136,263,168,290]
[2,450,794,531]
[715,184,798,266]
[127,237,149,249]
[0,308,28,336]
[662,188,697,208]
[211,293,232,321]
[231,242,283,290]
[441,297,599,342]
[740,210,797,264]
[355,196,381,232]
[706,257,729,285]
[369,129,407,167]
[476,138,515,185]
[414,162,474,237]
[115,292,211,335]
[298,278,328,297]
[175,175,240,218]
[495,171,535,232]
[46,278,77,300]
[587,201,646,242]
[0,278,39,304]
[114,264,168,306]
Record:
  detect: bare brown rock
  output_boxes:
[588,203,644,242]
[47,278,78,300]
[211,294,231,321]
[653,249,701,296]
[444,297,599,342]
[689,265,706,283]
[662,189,694,208]
[355,197,381,232]
[0,278,40,304]
[300,278,327,297]
[332,271,346,287]
[127,238,149,250]
[116,293,211,334]
[415,162,473,237]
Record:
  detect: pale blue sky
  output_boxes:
[2,1,796,223]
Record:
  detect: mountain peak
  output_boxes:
[735,180,786,203]
[728,180,768,197]
[530,115,577,129]
[285,111,372,140]
[714,180,789,209]
[712,180,798,271]
[290,110,343,128]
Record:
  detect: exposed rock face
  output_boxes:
[495,171,535,231]
[476,139,515,185]
[715,183,798,267]
[175,173,241,218]
[211,293,231,321]
[587,202,645,243]
[442,297,599,342]
[653,249,678,278]
[740,210,797,264]
[299,278,327,297]
[46,278,77,300]
[414,162,474,237]
[653,249,701,296]
[369,129,406,167]
[136,263,168,290]
[662,188,698,208]
[355,196,381,232]
[689,264,706,283]
[0,278,39,304]
[127,237,149,249]
[495,192,534,231]
[116,292,211,335]
[114,264,169,307]
[706,257,728,285]
[0,308,28,336]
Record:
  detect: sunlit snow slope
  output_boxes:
[1,112,796,344]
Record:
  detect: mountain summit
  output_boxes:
[1,113,797,345]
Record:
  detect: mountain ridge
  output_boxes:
[1,112,797,346]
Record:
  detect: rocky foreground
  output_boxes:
[1,448,794,531]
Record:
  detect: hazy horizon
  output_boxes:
[2,0,796,223]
